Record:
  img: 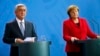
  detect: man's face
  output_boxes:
[15,6,26,20]
[69,8,79,18]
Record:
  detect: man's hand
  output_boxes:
[15,38,24,43]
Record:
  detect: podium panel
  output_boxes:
[82,39,100,56]
[76,39,100,56]
[18,41,51,56]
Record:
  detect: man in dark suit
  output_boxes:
[3,4,37,56]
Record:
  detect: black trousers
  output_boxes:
[67,52,83,56]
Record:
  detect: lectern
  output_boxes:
[76,39,100,56]
[18,41,51,56]
[82,39,100,56]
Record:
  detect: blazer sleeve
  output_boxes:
[63,21,72,42]
[85,20,97,38]
[3,23,15,44]
[31,23,38,40]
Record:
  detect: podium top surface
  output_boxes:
[18,41,51,45]
[74,39,100,44]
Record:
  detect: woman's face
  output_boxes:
[69,8,79,18]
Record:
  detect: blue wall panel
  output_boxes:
[0,0,100,56]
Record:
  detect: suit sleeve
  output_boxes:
[85,20,97,38]
[31,23,38,40]
[63,21,72,42]
[3,23,15,44]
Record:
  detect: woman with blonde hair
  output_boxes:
[63,5,100,56]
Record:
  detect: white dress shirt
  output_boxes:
[16,17,25,30]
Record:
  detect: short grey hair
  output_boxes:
[15,3,27,11]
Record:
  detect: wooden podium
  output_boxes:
[75,39,100,56]
[18,41,51,56]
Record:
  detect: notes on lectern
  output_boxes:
[24,37,36,42]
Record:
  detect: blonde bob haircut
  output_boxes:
[67,5,79,16]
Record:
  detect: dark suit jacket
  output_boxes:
[3,20,37,56]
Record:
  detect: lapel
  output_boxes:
[13,20,24,37]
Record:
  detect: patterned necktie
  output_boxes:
[20,22,24,36]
